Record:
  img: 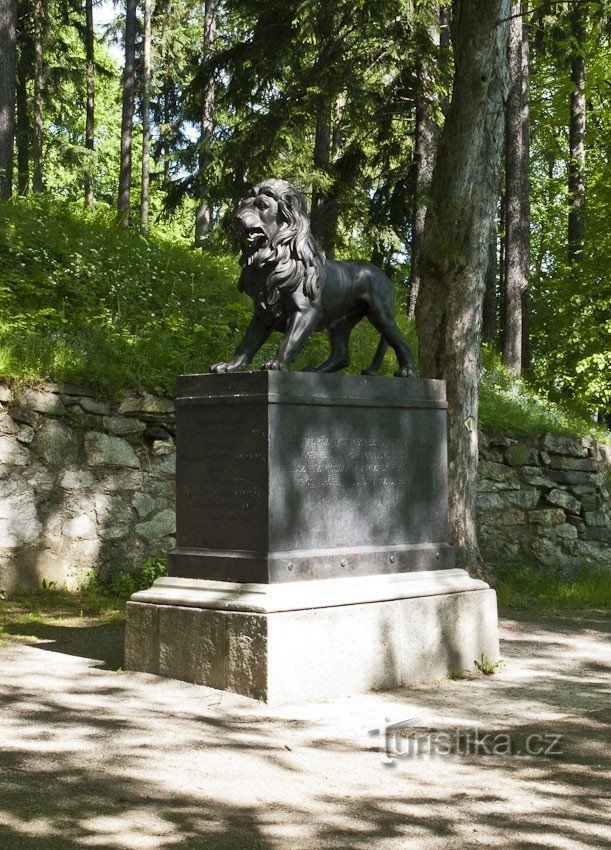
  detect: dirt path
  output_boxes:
[0,609,609,849]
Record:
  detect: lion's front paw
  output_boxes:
[211,362,228,373]
[261,359,287,372]
[394,366,417,378]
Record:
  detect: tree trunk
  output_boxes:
[140,0,151,234]
[482,221,498,342]
[309,0,338,257]
[502,1,530,376]
[85,0,95,209]
[415,0,510,576]
[0,0,17,199]
[408,8,441,318]
[15,0,29,196]
[118,0,137,228]
[194,0,218,246]
[568,0,586,263]
[31,0,42,192]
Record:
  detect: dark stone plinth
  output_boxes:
[168,372,454,583]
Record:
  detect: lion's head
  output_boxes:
[236,178,325,305]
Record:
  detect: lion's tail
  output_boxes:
[361,337,388,376]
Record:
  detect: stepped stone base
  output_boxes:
[125,570,499,704]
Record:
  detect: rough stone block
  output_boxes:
[103,415,146,437]
[540,434,587,458]
[504,489,541,509]
[125,575,499,704]
[484,508,526,526]
[520,474,556,490]
[549,469,604,488]
[529,508,566,525]
[505,444,539,466]
[136,509,176,541]
[18,388,67,416]
[581,493,603,512]
[549,456,599,472]
[79,398,111,416]
[31,420,82,467]
[0,435,30,466]
[546,488,581,514]
[581,527,610,542]
[583,510,608,527]
[0,492,41,548]
[555,523,578,540]
[476,492,505,510]
[124,603,160,674]
[479,460,518,482]
[119,395,175,416]
[85,432,140,469]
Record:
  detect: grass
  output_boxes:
[479,346,607,440]
[0,558,168,660]
[0,585,125,651]
[492,562,611,610]
[0,195,607,442]
[0,195,414,397]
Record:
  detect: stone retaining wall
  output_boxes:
[0,383,176,591]
[0,382,609,590]
[478,432,611,568]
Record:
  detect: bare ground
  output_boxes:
[0,608,609,849]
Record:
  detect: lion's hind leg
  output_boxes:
[361,337,388,375]
[302,315,359,373]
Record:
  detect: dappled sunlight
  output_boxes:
[0,611,609,848]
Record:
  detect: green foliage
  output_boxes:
[479,346,607,440]
[527,5,611,412]
[0,196,417,392]
[493,562,611,610]
[473,655,504,675]
[0,196,246,395]
[93,555,168,600]
[3,557,168,627]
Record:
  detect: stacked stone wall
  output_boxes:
[478,432,611,568]
[0,383,176,591]
[0,381,609,590]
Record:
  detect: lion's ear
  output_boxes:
[280,188,307,224]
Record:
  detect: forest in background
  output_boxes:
[1,0,610,569]
[0,0,609,417]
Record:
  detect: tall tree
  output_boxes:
[85,0,95,209]
[568,0,586,263]
[0,0,17,199]
[194,0,218,245]
[502,0,530,375]
[482,222,498,342]
[415,0,510,574]
[118,0,137,228]
[140,0,152,233]
[31,0,42,191]
[310,0,337,256]
[408,5,442,319]
[15,0,30,196]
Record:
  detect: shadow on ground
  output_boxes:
[2,620,125,669]
[0,611,608,849]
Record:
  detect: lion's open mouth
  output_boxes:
[243,226,267,247]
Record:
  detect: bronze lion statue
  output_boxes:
[211,178,415,377]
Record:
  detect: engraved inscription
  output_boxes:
[291,435,433,490]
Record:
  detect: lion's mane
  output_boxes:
[238,179,325,309]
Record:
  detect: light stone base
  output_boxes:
[124,570,499,704]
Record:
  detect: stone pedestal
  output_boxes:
[126,570,499,704]
[125,373,499,703]
[168,372,454,581]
